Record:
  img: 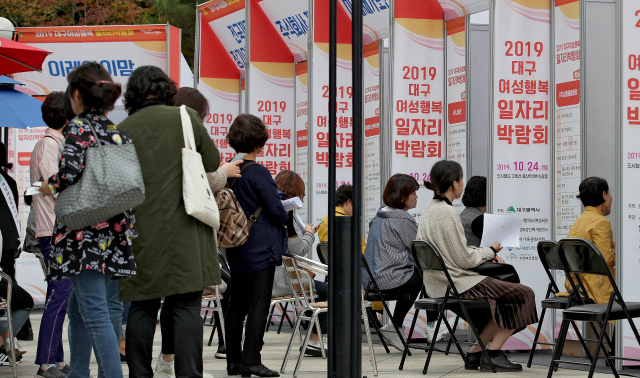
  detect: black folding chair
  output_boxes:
[318,242,410,355]
[527,240,593,368]
[549,238,640,378]
[400,240,496,374]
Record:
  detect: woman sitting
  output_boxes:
[565,177,615,304]
[417,160,537,372]
[459,176,487,247]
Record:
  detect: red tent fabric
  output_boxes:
[0,36,51,76]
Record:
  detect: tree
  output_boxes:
[152,0,199,68]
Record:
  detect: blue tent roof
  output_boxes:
[0,86,45,129]
[0,76,24,85]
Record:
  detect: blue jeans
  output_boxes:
[67,270,123,378]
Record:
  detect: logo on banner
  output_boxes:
[141,29,162,36]
[506,251,518,260]
[507,206,516,214]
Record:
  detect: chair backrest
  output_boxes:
[317,242,328,265]
[536,240,560,292]
[410,240,459,296]
[282,256,314,308]
[557,238,621,300]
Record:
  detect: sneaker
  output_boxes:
[58,363,71,374]
[303,339,328,357]
[379,324,406,352]
[425,318,455,343]
[215,345,226,359]
[154,353,173,378]
[36,366,66,378]
[0,346,8,366]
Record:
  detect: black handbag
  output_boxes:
[470,262,520,284]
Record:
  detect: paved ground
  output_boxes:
[3,310,614,378]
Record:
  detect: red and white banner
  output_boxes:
[492,0,552,349]
[364,42,381,237]
[310,0,354,224]
[14,25,181,95]
[338,0,390,44]
[392,0,445,222]
[248,0,295,176]
[295,62,309,223]
[446,17,466,212]
[621,0,640,365]
[199,0,247,76]
[257,0,310,62]
[197,10,241,163]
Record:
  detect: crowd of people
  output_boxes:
[0,60,618,377]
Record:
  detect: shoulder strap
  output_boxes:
[79,118,103,149]
[230,161,258,189]
[179,106,196,151]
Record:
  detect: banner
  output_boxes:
[247,0,295,175]
[392,0,445,223]
[446,17,466,212]
[199,0,247,76]
[14,25,181,95]
[257,0,310,62]
[621,0,640,365]
[295,62,310,223]
[437,0,491,20]
[363,42,381,237]
[197,10,241,163]
[492,0,552,349]
[338,0,390,43]
[310,0,353,224]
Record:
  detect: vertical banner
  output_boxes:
[492,0,552,349]
[310,0,353,224]
[446,16,467,212]
[392,0,445,221]
[338,0,391,43]
[364,42,381,237]
[553,0,582,341]
[256,0,310,62]
[621,0,640,366]
[199,0,247,76]
[197,10,241,163]
[248,0,295,175]
[295,61,310,223]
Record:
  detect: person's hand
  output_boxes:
[39,179,52,197]
[222,161,243,178]
[492,255,505,264]
[491,243,503,253]
[303,224,317,234]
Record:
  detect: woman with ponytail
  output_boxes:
[417,160,537,372]
[39,62,137,378]
[563,177,615,304]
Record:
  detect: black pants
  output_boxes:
[226,264,275,366]
[126,290,203,378]
[380,268,436,325]
[0,250,16,281]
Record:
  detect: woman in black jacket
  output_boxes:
[0,142,20,280]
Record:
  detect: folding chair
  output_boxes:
[280,255,378,377]
[0,270,18,378]
[549,238,640,378]
[527,240,593,368]
[202,285,225,347]
[400,240,496,374]
[266,297,296,333]
[318,242,399,354]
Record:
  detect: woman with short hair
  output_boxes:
[460,176,487,247]
[224,114,288,377]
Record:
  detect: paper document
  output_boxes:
[479,214,522,248]
[294,213,306,232]
[282,197,303,212]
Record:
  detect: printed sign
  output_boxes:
[257,0,310,62]
[199,0,247,75]
[295,61,310,223]
[364,42,381,237]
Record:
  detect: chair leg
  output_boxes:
[6,306,17,378]
[423,310,445,375]
[277,302,292,334]
[266,301,276,332]
[571,321,593,363]
[367,306,390,354]
[445,315,460,355]
[586,321,620,378]
[293,314,317,378]
[399,308,420,371]
[440,313,465,361]
[527,306,547,368]
[281,313,304,374]
[208,322,216,347]
[313,311,326,359]
[362,302,378,377]
[547,319,569,378]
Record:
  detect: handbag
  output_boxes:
[179,105,220,230]
[470,261,520,284]
[54,120,145,231]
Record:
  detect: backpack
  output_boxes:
[215,162,262,248]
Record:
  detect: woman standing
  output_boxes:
[117,66,221,378]
[40,62,137,378]
[225,115,288,378]
[417,160,537,372]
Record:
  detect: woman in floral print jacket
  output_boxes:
[40,62,136,378]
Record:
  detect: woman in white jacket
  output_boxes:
[417,160,537,372]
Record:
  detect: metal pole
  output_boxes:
[194,8,201,88]
[615,0,623,370]
[487,0,496,214]
[245,0,251,113]
[307,0,314,226]
[465,15,471,176]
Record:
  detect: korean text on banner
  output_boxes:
[492,0,552,349]
[446,17,467,212]
[311,0,354,224]
[392,0,445,222]
[621,0,640,366]
[295,61,310,223]
[199,0,247,75]
[364,42,381,238]
[248,0,295,176]
[257,0,310,62]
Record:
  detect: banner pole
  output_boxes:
[386,0,394,189]
[194,9,201,88]
[615,0,623,370]
[245,1,250,114]
[308,0,314,226]
[166,22,171,78]
[487,0,496,214]
[465,15,471,176]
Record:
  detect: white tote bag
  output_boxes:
[180,105,220,230]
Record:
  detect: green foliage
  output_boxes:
[152,0,199,69]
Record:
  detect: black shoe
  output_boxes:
[480,350,523,372]
[16,318,33,341]
[215,345,227,359]
[240,364,280,377]
[464,351,482,370]
[227,362,241,376]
